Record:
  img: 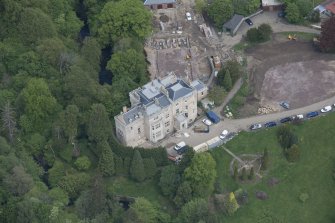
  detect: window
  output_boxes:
[176,109,179,114]
[154,116,159,120]
[156,132,161,137]
[167,129,170,133]
[165,121,170,127]
[152,126,154,130]
[138,128,141,134]
[201,92,204,96]
[185,105,188,109]
[130,127,133,130]
[185,113,188,118]
[155,123,161,129]
[166,113,170,118]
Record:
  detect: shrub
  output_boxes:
[246,24,273,43]
[277,125,298,149]
[74,156,91,171]
[285,144,300,162]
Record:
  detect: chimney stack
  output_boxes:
[123,106,127,113]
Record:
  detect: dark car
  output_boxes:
[280,117,292,123]
[278,11,286,17]
[279,101,290,109]
[306,111,319,118]
[245,18,253,26]
[265,121,277,128]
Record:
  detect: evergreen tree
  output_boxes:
[123,157,132,176]
[224,192,239,216]
[223,69,233,91]
[143,158,157,178]
[248,167,254,180]
[261,148,269,170]
[130,150,145,182]
[98,141,115,176]
[114,155,124,175]
[241,167,247,181]
[233,164,238,181]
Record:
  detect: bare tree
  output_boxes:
[58,52,75,75]
[1,101,16,143]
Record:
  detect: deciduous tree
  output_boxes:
[159,165,180,197]
[184,153,217,197]
[286,3,301,24]
[207,0,233,28]
[107,48,148,85]
[1,102,16,143]
[177,198,209,223]
[4,166,34,196]
[97,0,152,45]
[319,16,335,53]
[20,78,59,133]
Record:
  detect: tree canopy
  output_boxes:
[184,153,217,197]
[97,0,152,45]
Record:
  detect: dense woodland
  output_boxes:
[0,0,334,222]
[0,0,177,222]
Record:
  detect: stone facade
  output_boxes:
[114,74,208,147]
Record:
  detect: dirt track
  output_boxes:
[241,35,335,116]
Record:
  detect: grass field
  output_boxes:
[107,176,175,214]
[211,112,335,222]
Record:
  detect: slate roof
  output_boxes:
[223,14,244,31]
[190,80,206,92]
[157,94,171,108]
[145,102,161,116]
[123,106,143,124]
[166,80,193,101]
[144,0,176,5]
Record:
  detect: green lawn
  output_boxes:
[278,32,317,41]
[211,112,335,222]
[107,176,175,214]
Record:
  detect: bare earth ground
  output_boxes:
[239,35,335,117]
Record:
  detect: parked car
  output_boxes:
[249,123,262,130]
[295,114,304,119]
[280,117,292,123]
[265,121,277,128]
[321,105,332,113]
[202,118,212,126]
[306,111,319,118]
[279,101,290,109]
[245,18,253,26]
[186,12,192,21]
[219,130,228,140]
[174,141,187,155]
[278,11,286,17]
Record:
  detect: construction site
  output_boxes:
[144,2,238,84]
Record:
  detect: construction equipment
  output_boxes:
[288,34,297,40]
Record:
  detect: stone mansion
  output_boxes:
[114,74,208,147]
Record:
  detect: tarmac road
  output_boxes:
[162,94,335,154]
